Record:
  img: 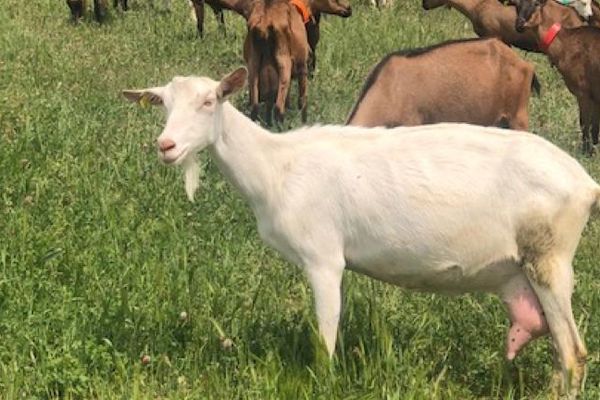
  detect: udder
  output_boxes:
[502,276,549,360]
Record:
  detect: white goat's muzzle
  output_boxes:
[159,147,188,165]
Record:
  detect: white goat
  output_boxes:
[508,0,593,19]
[123,67,600,398]
[554,0,593,19]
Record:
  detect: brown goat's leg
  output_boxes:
[592,105,599,146]
[266,96,274,126]
[211,6,226,34]
[297,63,308,123]
[306,21,319,76]
[191,0,205,38]
[113,0,127,11]
[274,57,292,123]
[285,91,292,110]
[93,0,107,22]
[67,0,84,21]
[578,98,593,155]
[248,59,260,122]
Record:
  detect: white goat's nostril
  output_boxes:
[158,138,176,152]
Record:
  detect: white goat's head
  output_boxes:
[122,67,248,200]
[571,0,593,19]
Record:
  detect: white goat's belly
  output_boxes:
[345,242,522,294]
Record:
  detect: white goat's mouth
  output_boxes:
[159,147,189,165]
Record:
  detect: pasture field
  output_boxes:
[1,0,600,398]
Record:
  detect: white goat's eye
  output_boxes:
[204,99,214,107]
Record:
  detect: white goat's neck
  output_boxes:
[209,102,282,212]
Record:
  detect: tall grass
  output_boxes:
[0,0,599,398]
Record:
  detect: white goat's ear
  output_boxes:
[216,67,248,102]
[122,87,164,107]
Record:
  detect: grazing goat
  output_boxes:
[244,0,310,124]
[347,38,539,130]
[123,67,600,399]
[423,0,595,52]
[66,0,127,22]
[516,0,600,153]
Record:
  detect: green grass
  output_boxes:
[1,0,599,398]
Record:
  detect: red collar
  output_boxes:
[289,0,311,24]
[540,23,561,52]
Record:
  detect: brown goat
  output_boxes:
[347,38,539,130]
[191,0,351,76]
[517,0,600,153]
[66,0,127,22]
[423,0,597,52]
[244,0,310,125]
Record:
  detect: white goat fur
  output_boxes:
[556,0,593,19]
[123,68,600,396]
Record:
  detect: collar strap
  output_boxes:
[540,23,562,52]
[289,0,311,24]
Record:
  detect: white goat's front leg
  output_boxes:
[305,263,344,357]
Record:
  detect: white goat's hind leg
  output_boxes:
[525,258,587,398]
[305,263,345,357]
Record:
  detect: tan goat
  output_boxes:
[347,38,539,130]
[517,0,600,153]
[244,0,310,125]
[423,0,598,52]
[192,0,351,76]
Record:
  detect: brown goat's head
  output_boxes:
[311,0,352,17]
[515,0,546,32]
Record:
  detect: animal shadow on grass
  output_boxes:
[242,316,316,366]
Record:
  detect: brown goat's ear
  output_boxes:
[216,67,248,102]
[122,88,164,107]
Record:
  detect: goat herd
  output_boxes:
[69,0,600,398]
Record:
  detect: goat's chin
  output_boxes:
[160,148,188,165]
[182,155,201,202]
